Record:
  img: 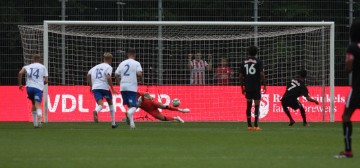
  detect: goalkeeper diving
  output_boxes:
[126,92,190,123]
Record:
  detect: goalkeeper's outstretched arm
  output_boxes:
[139,92,190,113]
[156,102,190,113]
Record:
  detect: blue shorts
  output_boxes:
[93,89,113,102]
[26,87,43,103]
[121,91,138,107]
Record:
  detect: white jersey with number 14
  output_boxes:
[115,59,142,92]
[24,63,48,91]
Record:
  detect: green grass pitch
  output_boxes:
[0,122,358,168]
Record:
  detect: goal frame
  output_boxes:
[42,20,335,123]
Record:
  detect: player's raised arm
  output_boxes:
[18,67,25,90]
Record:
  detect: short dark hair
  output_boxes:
[350,19,360,43]
[298,69,307,78]
[127,48,136,55]
[248,46,258,56]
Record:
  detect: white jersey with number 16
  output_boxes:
[24,63,48,91]
[115,59,142,92]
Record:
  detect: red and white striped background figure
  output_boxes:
[187,51,212,85]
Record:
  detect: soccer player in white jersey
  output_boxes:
[187,51,212,85]
[18,54,48,128]
[87,52,119,128]
[115,48,143,129]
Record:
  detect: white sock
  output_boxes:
[109,105,115,125]
[95,105,102,113]
[36,109,42,124]
[127,107,137,127]
[32,111,37,127]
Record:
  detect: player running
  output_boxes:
[87,52,118,128]
[115,48,143,129]
[239,46,266,131]
[18,54,48,128]
[281,69,319,127]
[136,92,190,123]
[335,20,360,159]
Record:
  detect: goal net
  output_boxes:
[18,21,334,122]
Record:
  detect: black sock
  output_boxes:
[254,105,260,127]
[282,103,293,122]
[299,106,307,124]
[246,101,252,127]
[343,122,353,152]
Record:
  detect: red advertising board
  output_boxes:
[1,86,359,122]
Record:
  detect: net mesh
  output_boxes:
[18,23,331,122]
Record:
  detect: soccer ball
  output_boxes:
[172,98,181,107]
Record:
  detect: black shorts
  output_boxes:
[346,89,360,109]
[281,99,302,110]
[245,91,261,100]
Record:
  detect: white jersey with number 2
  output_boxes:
[88,63,113,90]
[24,63,48,91]
[115,59,142,92]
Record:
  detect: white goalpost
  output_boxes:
[19,21,335,123]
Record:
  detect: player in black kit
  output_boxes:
[281,70,319,127]
[335,20,360,159]
[239,46,266,131]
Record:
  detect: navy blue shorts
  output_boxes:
[26,87,43,103]
[121,91,138,107]
[93,89,113,102]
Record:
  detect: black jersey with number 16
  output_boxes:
[240,58,263,92]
